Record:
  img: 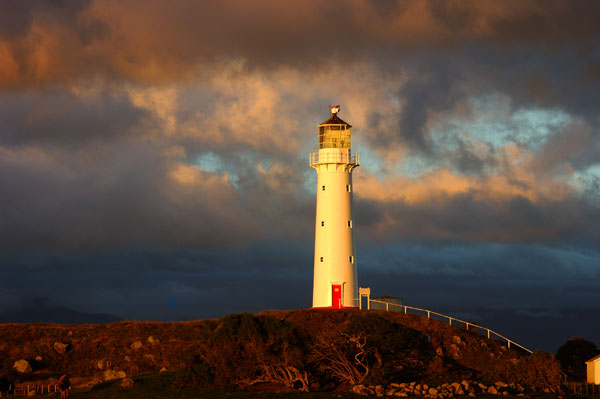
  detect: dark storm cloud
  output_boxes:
[0,242,314,319]
[0,89,148,147]
[0,141,260,251]
[2,0,600,86]
[356,192,600,245]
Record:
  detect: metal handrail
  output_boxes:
[309,152,359,166]
[357,298,533,354]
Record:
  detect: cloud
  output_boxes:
[0,142,260,251]
[0,1,599,87]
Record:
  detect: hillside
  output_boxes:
[0,309,562,396]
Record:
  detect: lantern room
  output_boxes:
[318,107,352,150]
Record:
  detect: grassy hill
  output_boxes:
[0,309,562,396]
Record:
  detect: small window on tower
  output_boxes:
[321,221,324,227]
[320,257,324,262]
[346,184,351,192]
[348,220,352,228]
[322,185,325,191]
[349,256,354,263]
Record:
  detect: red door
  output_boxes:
[332,285,342,308]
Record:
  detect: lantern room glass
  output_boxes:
[318,124,351,149]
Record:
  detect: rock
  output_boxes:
[453,335,462,345]
[13,359,32,373]
[395,393,408,397]
[159,367,167,373]
[478,383,488,391]
[124,356,131,362]
[385,388,396,396]
[390,383,402,389]
[428,388,438,395]
[120,378,134,389]
[131,341,143,350]
[54,341,69,354]
[488,386,498,395]
[35,356,43,362]
[97,360,105,370]
[468,393,476,397]
[375,385,384,397]
[461,380,471,391]
[104,369,126,381]
[436,347,444,356]
[27,390,36,396]
[353,385,369,395]
[147,336,160,344]
[496,381,508,388]
[80,378,103,388]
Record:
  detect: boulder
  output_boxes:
[428,388,438,395]
[13,359,32,373]
[488,386,498,395]
[131,341,143,350]
[35,356,43,362]
[97,360,105,370]
[352,385,369,395]
[147,336,160,344]
[375,385,384,397]
[159,367,168,373]
[453,335,462,345]
[104,369,126,381]
[54,341,69,354]
[120,378,134,389]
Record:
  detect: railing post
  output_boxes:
[404,306,407,313]
[487,329,490,339]
[449,318,452,325]
[427,310,430,319]
[386,302,389,311]
[508,341,511,349]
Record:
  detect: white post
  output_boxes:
[386,302,389,311]
[427,310,430,319]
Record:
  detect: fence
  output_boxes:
[357,296,533,354]
[571,383,600,396]
[6,383,65,396]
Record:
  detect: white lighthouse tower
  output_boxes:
[310,105,359,308]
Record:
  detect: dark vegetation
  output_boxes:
[0,309,563,394]
[556,337,600,381]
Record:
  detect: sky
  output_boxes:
[1,0,599,352]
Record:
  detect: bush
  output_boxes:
[176,313,311,391]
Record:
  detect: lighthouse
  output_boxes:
[310,105,359,308]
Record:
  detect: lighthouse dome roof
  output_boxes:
[319,113,352,128]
